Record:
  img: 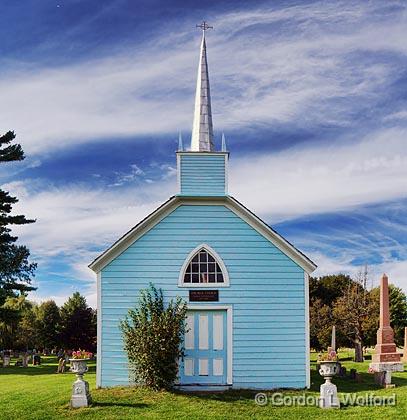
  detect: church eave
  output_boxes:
[89,195,316,274]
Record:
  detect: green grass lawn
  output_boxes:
[0,353,406,419]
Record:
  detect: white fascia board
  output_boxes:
[225,197,317,274]
[89,196,179,273]
[89,195,316,275]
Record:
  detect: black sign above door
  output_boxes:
[189,290,219,302]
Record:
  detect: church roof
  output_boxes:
[89,195,317,274]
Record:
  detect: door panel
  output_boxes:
[180,310,227,385]
[213,314,223,350]
[199,358,209,375]
[198,315,209,349]
[185,314,195,349]
[213,358,223,376]
[184,358,194,376]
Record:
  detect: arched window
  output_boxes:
[178,244,229,287]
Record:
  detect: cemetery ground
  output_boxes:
[0,352,406,420]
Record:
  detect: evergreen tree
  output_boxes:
[36,300,61,349]
[59,292,96,351]
[0,131,36,316]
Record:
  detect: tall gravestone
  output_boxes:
[3,355,10,367]
[402,327,407,364]
[22,353,30,368]
[369,274,403,387]
[331,326,336,351]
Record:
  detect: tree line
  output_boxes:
[0,292,97,352]
[0,131,95,352]
[310,272,407,361]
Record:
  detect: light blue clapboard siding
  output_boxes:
[179,154,226,196]
[100,204,306,389]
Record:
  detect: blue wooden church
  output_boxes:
[90,25,316,390]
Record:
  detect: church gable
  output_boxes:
[91,197,315,274]
[103,202,308,278]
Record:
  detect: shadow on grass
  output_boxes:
[310,368,407,393]
[173,368,407,403]
[0,358,96,376]
[172,388,260,403]
[92,401,149,408]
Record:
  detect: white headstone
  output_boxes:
[331,326,336,351]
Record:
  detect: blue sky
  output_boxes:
[2,0,407,307]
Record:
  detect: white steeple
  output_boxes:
[191,21,214,152]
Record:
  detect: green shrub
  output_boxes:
[120,283,187,390]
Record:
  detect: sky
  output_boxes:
[1,0,407,308]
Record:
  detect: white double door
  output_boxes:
[180,310,227,385]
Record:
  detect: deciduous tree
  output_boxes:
[332,272,376,362]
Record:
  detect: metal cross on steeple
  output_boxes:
[190,21,214,152]
[196,21,213,32]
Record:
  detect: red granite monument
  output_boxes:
[372,274,400,363]
[369,274,403,387]
[402,327,407,364]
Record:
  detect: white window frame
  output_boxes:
[178,243,230,287]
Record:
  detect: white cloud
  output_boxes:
[378,260,407,292]
[29,291,74,308]
[230,127,407,221]
[6,179,173,258]
[29,288,97,309]
[383,110,407,122]
[310,253,407,294]
[10,124,407,260]
[0,1,406,154]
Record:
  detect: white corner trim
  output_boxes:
[96,271,102,388]
[227,305,233,385]
[224,154,229,195]
[178,243,230,287]
[304,272,311,389]
[187,304,233,385]
[176,153,181,194]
